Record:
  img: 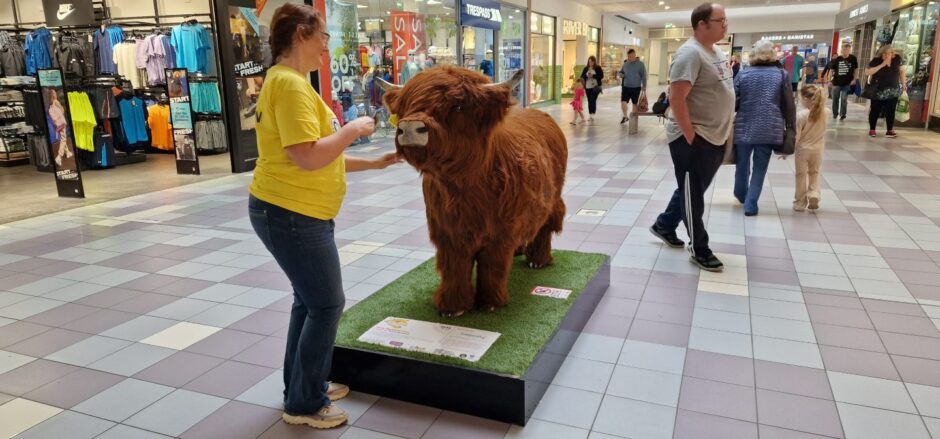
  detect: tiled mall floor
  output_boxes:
[2,93,940,438]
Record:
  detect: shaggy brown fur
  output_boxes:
[383,66,568,316]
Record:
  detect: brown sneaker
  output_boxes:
[327,382,349,401]
[282,404,348,429]
[808,197,820,211]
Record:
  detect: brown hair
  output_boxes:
[800,85,825,123]
[269,4,325,61]
[587,56,597,67]
[691,3,713,29]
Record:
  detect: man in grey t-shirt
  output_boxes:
[618,49,646,124]
[650,2,735,272]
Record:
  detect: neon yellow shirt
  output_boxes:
[249,65,345,220]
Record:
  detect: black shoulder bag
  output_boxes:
[775,69,796,155]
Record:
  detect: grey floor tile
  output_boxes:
[820,345,901,381]
[5,328,91,358]
[606,364,682,407]
[827,371,917,413]
[187,303,257,328]
[836,402,930,439]
[754,360,833,400]
[123,389,228,437]
[72,378,175,422]
[673,409,758,439]
[147,298,217,321]
[14,409,115,439]
[617,339,685,374]
[183,361,275,399]
[756,389,844,437]
[23,368,124,409]
[678,376,756,422]
[353,397,442,439]
[592,394,675,439]
[688,327,752,358]
[551,356,615,393]
[692,308,751,334]
[179,400,281,439]
[530,384,603,430]
[234,370,282,410]
[683,349,754,387]
[905,383,940,418]
[753,336,823,369]
[0,359,77,396]
[87,343,177,376]
[44,336,132,367]
[99,316,178,342]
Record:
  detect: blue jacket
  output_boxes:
[734,66,787,146]
[25,28,53,75]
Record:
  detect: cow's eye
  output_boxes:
[453,105,462,113]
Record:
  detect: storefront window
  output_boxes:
[461,27,495,77]
[498,5,526,103]
[531,12,555,104]
[322,0,458,144]
[601,45,625,86]
[889,3,936,126]
[588,26,600,62]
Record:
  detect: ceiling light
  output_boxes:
[356,4,367,8]
[664,5,670,9]
[509,16,514,19]
[659,1,664,4]
[427,0,441,4]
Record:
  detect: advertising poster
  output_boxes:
[325,0,362,102]
[390,11,428,84]
[359,317,501,362]
[37,69,84,198]
[230,6,266,132]
[166,68,201,175]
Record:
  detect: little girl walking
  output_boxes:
[793,85,830,211]
[571,78,586,125]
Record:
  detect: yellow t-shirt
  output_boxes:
[249,65,345,220]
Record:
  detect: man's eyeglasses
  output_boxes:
[320,31,331,42]
[708,18,728,26]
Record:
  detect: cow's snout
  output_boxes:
[397,120,429,147]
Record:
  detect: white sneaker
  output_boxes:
[282,404,348,429]
[55,156,62,166]
[327,382,349,401]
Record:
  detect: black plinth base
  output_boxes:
[329,258,610,425]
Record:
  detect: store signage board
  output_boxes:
[358,317,501,363]
[42,0,95,27]
[563,19,591,38]
[836,0,891,28]
[390,11,429,84]
[760,34,817,42]
[459,0,502,31]
[37,69,85,198]
[166,68,201,175]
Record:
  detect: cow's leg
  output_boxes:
[476,243,514,312]
[432,249,475,317]
[527,200,565,268]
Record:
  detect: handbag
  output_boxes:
[774,69,796,155]
[722,127,736,165]
[861,75,878,100]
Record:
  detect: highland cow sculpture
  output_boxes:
[378,67,568,317]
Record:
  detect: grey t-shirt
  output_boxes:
[665,38,735,146]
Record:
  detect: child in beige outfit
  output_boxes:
[793,85,830,211]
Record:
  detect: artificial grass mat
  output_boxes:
[335,250,607,377]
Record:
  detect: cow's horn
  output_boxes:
[486,69,525,89]
[376,76,403,92]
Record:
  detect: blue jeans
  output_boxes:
[832,84,852,118]
[733,144,773,214]
[249,195,344,416]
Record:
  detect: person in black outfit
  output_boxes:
[864,44,905,138]
[822,43,859,120]
[580,56,603,123]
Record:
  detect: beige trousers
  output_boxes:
[794,148,824,208]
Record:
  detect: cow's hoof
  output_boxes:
[440,310,465,318]
[529,262,546,269]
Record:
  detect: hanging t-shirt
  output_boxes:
[67,91,98,152]
[147,103,173,150]
[94,27,124,74]
[143,35,167,85]
[171,24,211,73]
[118,96,149,144]
[160,35,176,69]
[113,42,143,89]
[25,28,53,75]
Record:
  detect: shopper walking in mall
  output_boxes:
[791,85,830,212]
[730,55,741,78]
[618,49,647,124]
[580,55,603,123]
[865,44,906,138]
[783,46,804,94]
[732,39,795,216]
[822,43,859,121]
[649,2,735,272]
[248,4,398,430]
[804,54,818,85]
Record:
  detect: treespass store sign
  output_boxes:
[460,0,502,31]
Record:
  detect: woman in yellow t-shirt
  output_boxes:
[248,4,397,430]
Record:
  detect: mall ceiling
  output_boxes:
[577,0,837,14]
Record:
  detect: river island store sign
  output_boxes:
[460,0,502,31]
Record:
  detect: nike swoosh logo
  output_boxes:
[57,6,75,20]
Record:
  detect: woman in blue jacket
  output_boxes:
[733,40,796,216]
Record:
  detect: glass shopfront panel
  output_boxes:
[530,12,555,104]
[887,2,938,126]
[498,5,526,103]
[461,27,495,77]
[322,0,458,144]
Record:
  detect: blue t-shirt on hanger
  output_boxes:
[171,23,211,73]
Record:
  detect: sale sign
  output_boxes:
[390,11,428,84]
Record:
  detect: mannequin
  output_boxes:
[479,50,494,78]
[402,49,421,84]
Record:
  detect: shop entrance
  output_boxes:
[562,39,578,95]
[461,27,496,79]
